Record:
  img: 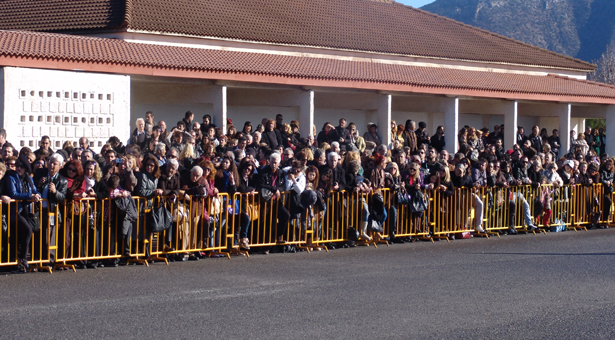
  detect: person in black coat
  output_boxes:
[261,119,283,150]
[32,153,68,265]
[256,152,290,243]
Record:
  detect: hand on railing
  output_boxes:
[0,195,11,204]
[30,193,41,203]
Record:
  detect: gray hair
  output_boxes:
[49,153,64,164]
[136,118,145,125]
[253,131,261,138]
[190,165,203,176]
[270,152,281,163]
[167,158,179,168]
[331,142,339,149]
[284,147,294,155]
[167,147,179,157]
[155,142,166,153]
[328,152,339,161]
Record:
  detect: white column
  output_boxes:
[606,105,615,156]
[298,90,315,138]
[504,100,518,150]
[558,104,571,156]
[211,85,227,132]
[377,94,392,146]
[443,97,459,154]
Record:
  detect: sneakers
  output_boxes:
[528,225,538,231]
[240,238,250,250]
[475,226,485,233]
[508,226,517,235]
[360,233,372,241]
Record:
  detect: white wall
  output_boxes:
[2,67,130,153]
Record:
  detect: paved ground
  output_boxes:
[1,229,615,339]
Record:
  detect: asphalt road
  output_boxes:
[1,229,615,339]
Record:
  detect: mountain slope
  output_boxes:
[421,0,615,62]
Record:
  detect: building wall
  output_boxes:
[1,67,130,152]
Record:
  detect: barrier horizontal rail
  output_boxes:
[1,183,612,271]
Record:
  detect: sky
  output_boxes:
[396,0,435,8]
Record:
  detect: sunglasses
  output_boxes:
[16,163,25,169]
[67,168,77,172]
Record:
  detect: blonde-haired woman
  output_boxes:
[179,142,196,170]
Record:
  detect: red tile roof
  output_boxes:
[0,0,594,71]
[1,31,613,103]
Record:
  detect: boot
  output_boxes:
[360,221,372,241]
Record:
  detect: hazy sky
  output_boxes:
[396,0,435,8]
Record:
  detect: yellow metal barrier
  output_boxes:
[0,199,52,273]
[2,182,614,272]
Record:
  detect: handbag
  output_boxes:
[260,188,274,202]
[246,200,260,221]
[347,226,359,241]
[209,196,222,216]
[71,200,87,216]
[369,219,383,233]
[20,205,41,232]
[396,190,411,205]
[147,201,173,233]
[410,191,428,213]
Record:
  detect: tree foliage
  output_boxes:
[590,42,615,85]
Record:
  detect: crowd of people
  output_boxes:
[0,109,612,273]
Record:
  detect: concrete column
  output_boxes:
[606,105,615,156]
[298,90,315,138]
[558,104,572,156]
[504,101,518,150]
[211,85,227,132]
[443,97,459,154]
[377,94,392,146]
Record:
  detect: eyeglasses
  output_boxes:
[168,155,177,159]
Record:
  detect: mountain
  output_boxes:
[421,0,615,63]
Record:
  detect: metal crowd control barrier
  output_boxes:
[143,193,232,262]
[0,199,51,272]
[2,183,614,273]
[55,197,119,270]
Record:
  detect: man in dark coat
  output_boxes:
[33,153,68,264]
[256,152,290,243]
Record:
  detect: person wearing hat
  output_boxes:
[6,156,42,272]
[558,159,576,185]
[363,123,382,146]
